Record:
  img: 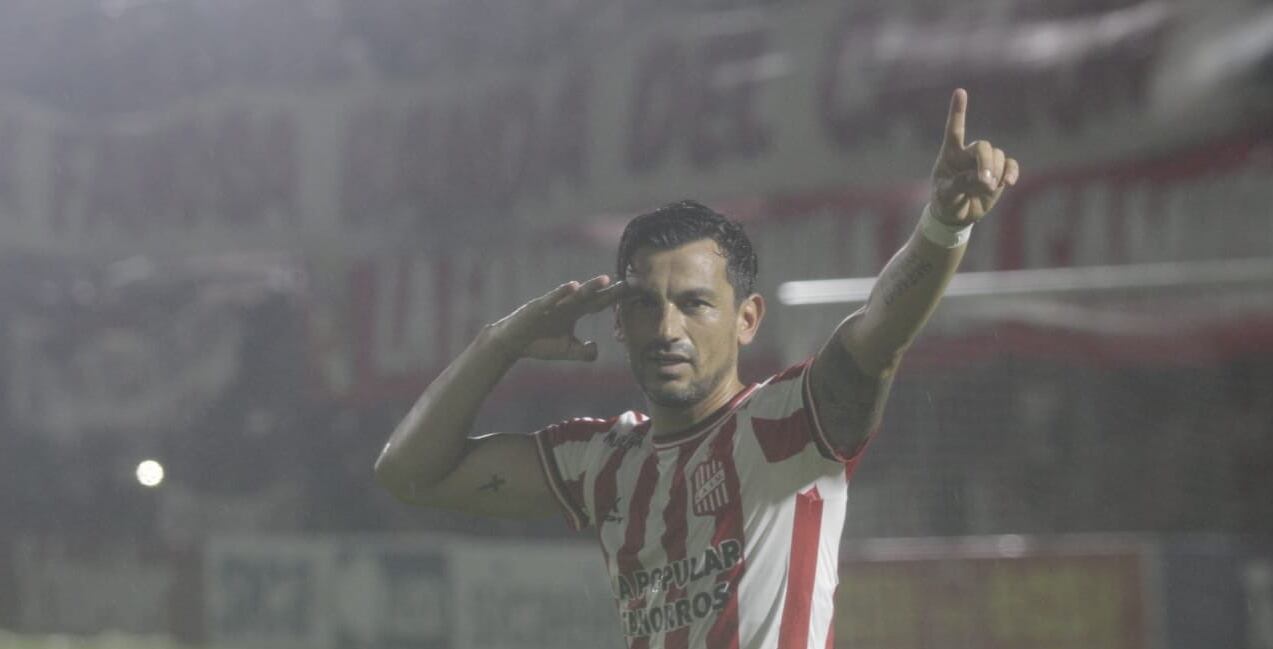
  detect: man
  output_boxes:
[374,89,1018,648]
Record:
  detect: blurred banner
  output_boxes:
[204,535,618,649]
[200,534,1269,649]
[12,536,174,636]
[834,539,1150,649]
[306,132,1273,401]
[0,0,1269,405]
[3,254,304,441]
[0,0,1268,257]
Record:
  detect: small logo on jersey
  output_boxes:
[602,496,623,524]
[690,459,730,515]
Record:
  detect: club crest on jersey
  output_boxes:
[690,459,730,515]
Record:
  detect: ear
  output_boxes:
[736,293,765,346]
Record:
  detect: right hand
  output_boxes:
[487,275,628,362]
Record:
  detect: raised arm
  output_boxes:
[809,89,1020,457]
[373,275,624,518]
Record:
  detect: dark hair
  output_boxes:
[616,200,758,300]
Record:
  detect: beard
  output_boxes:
[644,375,713,408]
[636,354,733,409]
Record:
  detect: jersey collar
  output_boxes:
[649,383,759,451]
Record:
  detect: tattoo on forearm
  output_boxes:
[478,474,507,492]
[879,252,935,307]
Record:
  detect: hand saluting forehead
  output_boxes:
[930,88,1020,226]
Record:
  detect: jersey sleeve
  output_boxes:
[748,358,875,477]
[799,357,876,473]
[532,417,613,531]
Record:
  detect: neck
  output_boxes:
[648,373,748,440]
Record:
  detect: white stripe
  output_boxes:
[534,433,584,530]
[745,376,807,420]
[641,455,675,649]
[809,473,849,649]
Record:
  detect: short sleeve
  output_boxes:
[799,357,875,473]
[532,417,613,531]
[748,358,874,475]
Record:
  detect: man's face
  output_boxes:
[617,239,758,409]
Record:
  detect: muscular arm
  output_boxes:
[810,224,964,455]
[373,328,558,518]
[809,89,1017,456]
[373,276,620,518]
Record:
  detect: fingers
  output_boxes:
[937,170,984,197]
[588,279,629,312]
[1004,157,1020,187]
[535,274,630,325]
[934,169,980,212]
[991,146,1005,191]
[941,88,967,153]
[533,281,580,311]
[968,140,994,191]
[937,87,1016,188]
[569,339,599,362]
[930,88,1019,220]
[583,277,631,313]
[550,275,630,318]
[958,141,1015,192]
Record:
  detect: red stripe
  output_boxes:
[769,359,810,385]
[535,433,588,530]
[616,454,659,649]
[777,486,825,649]
[660,435,709,649]
[752,410,813,463]
[589,438,641,648]
[705,416,744,649]
[615,454,660,649]
[592,442,634,568]
[616,454,660,575]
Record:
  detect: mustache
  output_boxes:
[642,343,696,362]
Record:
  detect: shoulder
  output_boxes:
[742,358,814,417]
[536,411,649,449]
[739,358,868,468]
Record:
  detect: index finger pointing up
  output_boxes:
[942,88,968,152]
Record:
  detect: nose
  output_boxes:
[656,302,685,343]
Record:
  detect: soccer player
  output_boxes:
[374,89,1018,648]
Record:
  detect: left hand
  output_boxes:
[930,88,1020,226]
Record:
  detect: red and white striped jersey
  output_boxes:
[534,359,873,649]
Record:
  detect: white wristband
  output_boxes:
[919,204,972,248]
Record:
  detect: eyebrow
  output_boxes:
[624,285,720,301]
[677,287,719,301]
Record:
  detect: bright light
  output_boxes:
[136,459,165,488]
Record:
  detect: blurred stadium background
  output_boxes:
[0,0,1270,648]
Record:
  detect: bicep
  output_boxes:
[810,313,896,457]
[393,433,559,519]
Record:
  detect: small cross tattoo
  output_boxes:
[478,474,507,493]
